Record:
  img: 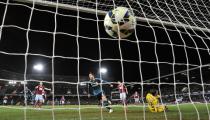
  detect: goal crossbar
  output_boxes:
[14,0,210,33]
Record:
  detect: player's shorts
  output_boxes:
[3,100,7,104]
[148,105,166,112]
[134,98,139,103]
[61,101,65,105]
[35,95,44,101]
[96,92,103,101]
[120,93,126,100]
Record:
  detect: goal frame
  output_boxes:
[14,0,210,32]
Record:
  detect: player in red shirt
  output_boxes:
[131,91,140,104]
[34,82,51,108]
[60,96,65,105]
[117,81,128,105]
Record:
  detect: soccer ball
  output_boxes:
[104,7,136,39]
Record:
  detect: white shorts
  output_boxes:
[120,93,126,100]
[3,100,7,104]
[61,101,65,104]
[35,95,44,101]
[134,98,139,103]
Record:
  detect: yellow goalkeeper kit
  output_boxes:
[146,93,166,112]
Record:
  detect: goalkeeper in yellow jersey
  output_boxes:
[146,90,167,112]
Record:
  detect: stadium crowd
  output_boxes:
[0,81,209,106]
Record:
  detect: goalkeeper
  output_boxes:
[146,90,167,112]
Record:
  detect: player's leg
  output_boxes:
[147,98,158,112]
[42,95,45,104]
[136,98,139,104]
[36,95,43,108]
[148,104,166,112]
[148,105,156,112]
[101,95,113,113]
[107,106,113,113]
[120,93,125,105]
[107,100,113,113]
[97,92,103,106]
[34,95,39,107]
[103,101,112,112]
[39,95,44,108]
[38,101,42,108]
[157,105,167,112]
[151,99,159,112]
[120,93,123,104]
[122,93,127,105]
[3,100,6,105]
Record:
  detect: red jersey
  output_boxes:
[35,85,45,95]
[118,84,127,93]
[134,93,139,98]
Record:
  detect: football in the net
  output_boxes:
[104,7,136,39]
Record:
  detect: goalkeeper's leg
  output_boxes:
[148,105,167,112]
[148,105,157,112]
[157,105,167,112]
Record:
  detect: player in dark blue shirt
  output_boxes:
[88,72,104,102]
[88,72,113,113]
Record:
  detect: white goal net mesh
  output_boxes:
[0,0,210,120]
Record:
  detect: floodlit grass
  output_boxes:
[0,103,209,120]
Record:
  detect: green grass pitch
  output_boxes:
[0,103,209,120]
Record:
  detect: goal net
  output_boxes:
[0,0,210,120]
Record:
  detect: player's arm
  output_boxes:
[44,87,51,91]
[43,86,51,91]
[156,94,160,98]
[34,86,38,92]
[95,78,112,86]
